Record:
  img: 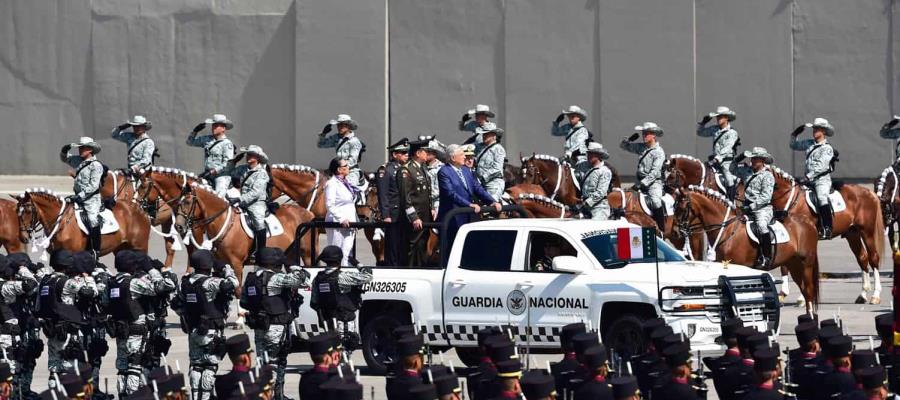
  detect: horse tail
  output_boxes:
[811,249,821,307]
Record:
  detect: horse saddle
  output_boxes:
[240,213,285,239]
[804,190,846,213]
[74,206,120,235]
[638,192,675,216]
[745,221,790,244]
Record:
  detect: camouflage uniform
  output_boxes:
[111,128,155,172]
[0,265,37,384]
[184,267,238,400]
[186,133,235,196]
[552,121,590,177]
[44,272,98,383]
[878,119,900,161]
[697,123,739,193]
[61,153,104,229]
[743,169,775,236]
[309,266,373,336]
[238,164,270,232]
[790,137,834,208]
[620,141,666,209]
[427,159,444,211]
[250,265,308,399]
[459,121,497,154]
[475,142,507,201]
[113,269,173,396]
[581,161,613,220]
[319,132,365,188]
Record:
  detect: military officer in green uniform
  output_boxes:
[398,139,434,267]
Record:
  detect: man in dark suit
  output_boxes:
[437,144,501,249]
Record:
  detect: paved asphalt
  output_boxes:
[5,176,895,400]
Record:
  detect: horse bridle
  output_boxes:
[16,196,74,244]
[673,189,740,240]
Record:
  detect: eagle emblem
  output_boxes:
[507,290,527,316]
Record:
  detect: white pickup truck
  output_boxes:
[294,218,780,374]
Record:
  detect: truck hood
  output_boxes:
[626,260,770,285]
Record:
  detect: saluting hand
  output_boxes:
[699,115,712,125]
[117,123,131,131]
[555,114,565,124]
[320,124,332,136]
[627,133,640,142]
[791,125,805,137]
[192,123,206,134]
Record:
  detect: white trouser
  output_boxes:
[326,228,356,266]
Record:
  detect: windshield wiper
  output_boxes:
[604,260,628,269]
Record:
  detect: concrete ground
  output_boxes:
[5,176,895,399]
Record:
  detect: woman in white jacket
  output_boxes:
[324,157,359,265]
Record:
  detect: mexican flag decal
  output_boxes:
[617,227,657,259]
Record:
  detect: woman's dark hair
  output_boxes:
[328,157,346,175]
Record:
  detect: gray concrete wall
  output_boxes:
[0,0,896,178]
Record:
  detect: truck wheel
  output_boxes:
[454,347,483,368]
[361,313,403,375]
[604,314,646,360]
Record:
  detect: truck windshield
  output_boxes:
[581,232,685,268]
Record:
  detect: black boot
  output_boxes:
[757,231,773,268]
[88,226,102,259]
[817,204,833,240]
[254,229,268,260]
[651,206,667,236]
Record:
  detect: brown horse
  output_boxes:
[16,188,150,257]
[179,181,317,284]
[673,186,821,315]
[664,154,727,192]
[0,199,26,253]
[269,164,385,264]
[766,164,886,304]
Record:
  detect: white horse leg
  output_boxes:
[780,274,791,298]
[871,267,882,305]
[856,270,871,304]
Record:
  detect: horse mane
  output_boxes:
[767,164,794,183]
[144,166,199,180]
[877,166,894,198]
[517,193,565,210]
[669,154,702,163]
[521,154,561,164]
[271,163,320,175]
[22,187,65,202]
[189,181,227,200]
[686,185,735,208]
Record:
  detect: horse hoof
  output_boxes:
[855,295,867,304]
[870,296,882,305]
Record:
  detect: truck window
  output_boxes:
[459,230,517,271]
[581,231,685,268]
[527,232,577,272]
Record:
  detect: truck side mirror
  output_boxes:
[551,256,583,274]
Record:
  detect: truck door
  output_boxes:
[512,230,594,347]
[442,228,524,346]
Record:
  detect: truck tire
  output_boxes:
[361,313,404,375]
[603,314,646,360]
[454,347,483,368]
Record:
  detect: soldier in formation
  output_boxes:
[697,106,741,199]
[474,127,507,202]
[790,117,838,239]
[552,105,592,179]
[111,115,157,178]
[398,139,435,266]
[580,142,613,220]
[310,246,373,354]
[621,122,667,232]
[740,147,776,268]
[319,114,366,190]
[187,114,236,196]
[60,137,106,256]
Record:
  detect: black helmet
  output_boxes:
[114,250,136,273]
[190,250,215,271]
[257,247,285,268]
[317,246,343,265]
[49,249,75,271]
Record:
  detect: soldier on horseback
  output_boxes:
[319,114,366,190]
[697,106,740,199]
[474,127,507,201]
[228,145,270,261]
[878,115,900,163]
[621,122,667,233]
[580,142,613,220]
[740,147,775,268]
[458,104,498,154]
[111,115,157,177]
[60,137,105,257]
[552,105,592,179]
[187,114,236,196]
[791,118,837,239]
